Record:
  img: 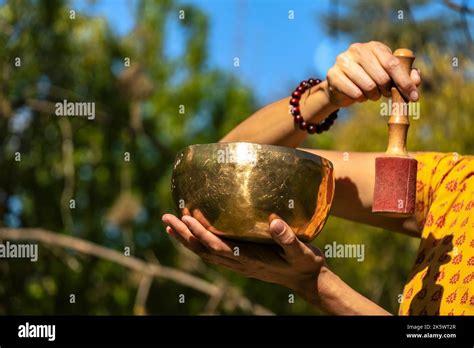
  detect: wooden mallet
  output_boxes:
[372,48,417,217]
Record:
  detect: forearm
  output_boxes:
[220,76,420,234]
[298,267,392,315]
[220,80,339,147]
[300,149,420,236]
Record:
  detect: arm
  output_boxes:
[220,80,339,148]
[221,41,421,236]
[162,41,422,315]
[315,268,391,315]
[301,149,420,236]
[162,214,391,315]
[221,41,420,147]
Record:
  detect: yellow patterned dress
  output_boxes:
[399,152,474,315]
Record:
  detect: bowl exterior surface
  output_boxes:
[171,142,334,243]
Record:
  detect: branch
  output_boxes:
[58,118,74,231]
[0,228,273,315]
[442,0,474,54]
[442,0,474,14]
[134,273,153,315]
[201,280,226,315]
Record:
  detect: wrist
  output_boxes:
[296,266,391,315]
[302,80,340,124]
[289,265,334,308]
[290,266,348,314]
[315,266,345,313]
[319,80,341,111]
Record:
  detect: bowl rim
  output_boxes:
[177,141,334,169]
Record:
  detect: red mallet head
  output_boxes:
[372,48,417,218]
[373,156,417,216]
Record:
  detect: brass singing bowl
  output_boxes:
[171,142,335,243]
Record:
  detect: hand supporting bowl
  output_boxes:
[171,142,334,243]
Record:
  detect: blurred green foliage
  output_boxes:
[0,0,472,315]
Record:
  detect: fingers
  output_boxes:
[164,214,241,263]
[163,214,244,268]
[190,209,212,229]
[166,225,199,252]
[337,55,381,101]
[357,51,392,98]
[371,44,418,101]
[327,66,366,101]
[166,225,244,270]
[332,42,420,103]
[411,68,422,87]
[181,215,235,257]
[162,214,206,254]
[269,219,305,260]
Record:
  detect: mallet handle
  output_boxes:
[386,48,415,157]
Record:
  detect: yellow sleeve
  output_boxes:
[413,152,459,229]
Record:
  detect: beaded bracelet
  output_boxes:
[289,78,339,134]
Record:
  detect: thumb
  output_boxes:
[270,219,303,258]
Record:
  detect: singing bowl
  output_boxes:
[171,142,335,243]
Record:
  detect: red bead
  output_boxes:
[291,106,300,116]
[294,114,303,124]
[297,86,306,94]
[307,124,316,134]
[292,91,301,99]
[290,78,332,135]
[321,122,331,131]
[299,81,308,87]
